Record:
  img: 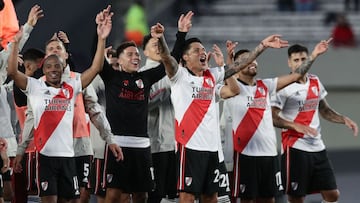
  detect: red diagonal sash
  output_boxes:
[175,70,215,145]
[282,78,319,150]
[233,80,268,152]
[34,83,74,151]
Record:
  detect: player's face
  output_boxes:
[24,58,43,76]
[144,38,161,62]
[46,41,68,66]
[288,52,308,72]
[236,52,258,77]
[118,46,141,73]
[183,42,207,72]
[42,56,64,87]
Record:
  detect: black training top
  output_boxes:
[100,61,165,137]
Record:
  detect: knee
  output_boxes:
[322,189,340,202]
[288,195,305,203]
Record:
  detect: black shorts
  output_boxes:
[282,148,337,197]
[148,151,177,199]
[232,153,283,199]
[89,158,106,197]
[37,154,80,199]
[75,155,93,188]
[176,144,219,196]
[104,146,155,193]
[217,161,231,197]
[23,151,38,192]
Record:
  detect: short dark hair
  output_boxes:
[116,41,137,57]
[234,49,250,60]
[288,44,308,58]
[23,48,45,62]
[142,34,152,51]
[182,37,202,55]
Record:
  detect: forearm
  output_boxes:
[224,43,266,79]
[171,31,187,62]
[319,101,345,124]
[159,35,178,77]
[90,111,115,144]
[294,55,315,75]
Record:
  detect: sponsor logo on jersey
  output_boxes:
[123,80,129,86]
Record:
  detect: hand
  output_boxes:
[96,5,113,40]
[0,138,7,152]
[210,44,225,67]
[17,54,24,66]
[0,151,9,173]
[226,40,238,63]
[108,144,124,161]
[27,4,44,27]
[343,116,358,136]
[178,11,194,32]
[13,154,23,173]
[311,38,332,58]
[57,31,70,44]
[261,34,288,49]
[292,123,318,137]
[150,23,164,39]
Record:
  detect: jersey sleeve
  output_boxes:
[210,66,225,84]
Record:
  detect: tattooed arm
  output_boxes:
[151,23,179,78]
[272,106,318,136]
[224,34,289,79]
[276,38,332,91]
[319,99,358,136]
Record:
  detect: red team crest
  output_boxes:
[135,79,144,89]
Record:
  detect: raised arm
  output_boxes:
[151,23,179,78]
[224,34,289,79]
[171,11,194,62]
[81,5,112,89]
[319,99,358,136]
[7,29,28,90]
[276,38,332,91]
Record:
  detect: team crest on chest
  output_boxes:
[205,78,214,87]
[257,87,266,96]
[135,79,144,89]
[311,86,318,96]
[62,88,70,99]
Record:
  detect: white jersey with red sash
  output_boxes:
[24,77,81,157]
[43,68,92,156]
[170,66,224,151]
[271,74,327,153]
[228,78,278,156]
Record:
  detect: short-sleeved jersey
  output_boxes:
[100,63,165,137]
[24,77,81,157]
[271,74,327,152]
[0,85,16,138]
[170,66,225,152]
[227,78,278,156]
